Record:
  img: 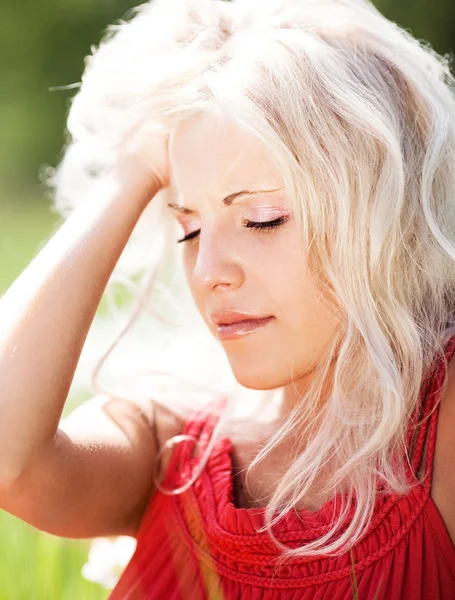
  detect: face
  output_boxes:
[167,109,340,400]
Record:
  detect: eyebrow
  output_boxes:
[167,188,284,214]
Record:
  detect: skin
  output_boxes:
[167,110,341,411]
[166,109,342,507]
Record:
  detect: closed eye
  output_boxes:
[176,216,289,244]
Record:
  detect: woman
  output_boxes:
[1,0,455,597]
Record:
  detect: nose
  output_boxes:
[190,225,244,292]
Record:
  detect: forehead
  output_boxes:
[168,110,283,200]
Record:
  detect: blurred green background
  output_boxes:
[0,0,454,598]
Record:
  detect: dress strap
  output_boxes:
[409,334,455,490]
[163,396,228,487]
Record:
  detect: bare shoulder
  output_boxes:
[41,394,187,538]
[62,393,185,452]
[0,391,188,540]
[148,399,187,475]
[431,356,455,544]
[73,393,186,471]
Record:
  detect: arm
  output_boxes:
[0,143,171,538]
[0,393,183,538]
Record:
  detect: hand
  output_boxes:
[112,122,171,204]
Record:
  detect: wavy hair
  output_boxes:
[46,0,455,558]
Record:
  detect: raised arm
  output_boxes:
[0,137,176,538]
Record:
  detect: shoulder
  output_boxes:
[152,401,187,475]
[110,395,188,476]
[431,355,455,544]
[63,394,186,476]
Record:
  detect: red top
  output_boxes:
[109,335,455,599]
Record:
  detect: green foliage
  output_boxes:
[0,511,107,600]
[0,0,137,195]
[0,198,60,294]
[377,0,455,55]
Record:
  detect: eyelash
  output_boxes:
[177,216,289,244]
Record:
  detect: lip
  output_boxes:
[209,310,272,325]
[215,316,275,341]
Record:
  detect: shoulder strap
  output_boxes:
[162,396,228,488]
[409,334,455,489]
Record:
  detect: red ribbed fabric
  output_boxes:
[109,335,455,599]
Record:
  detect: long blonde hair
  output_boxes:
[47,0,455,558]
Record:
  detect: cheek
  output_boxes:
[182,248,204,305]
[280,269,341,356]
[181,242,196,281]
[250,238,308,313]
[267,253,330,325]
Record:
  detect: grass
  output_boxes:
[0,511,107,600]
[0,197,108,599]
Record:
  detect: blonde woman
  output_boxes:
[1,0,455,597]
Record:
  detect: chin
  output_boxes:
[230,367,288,391]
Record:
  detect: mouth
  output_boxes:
[216,316,275,341]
